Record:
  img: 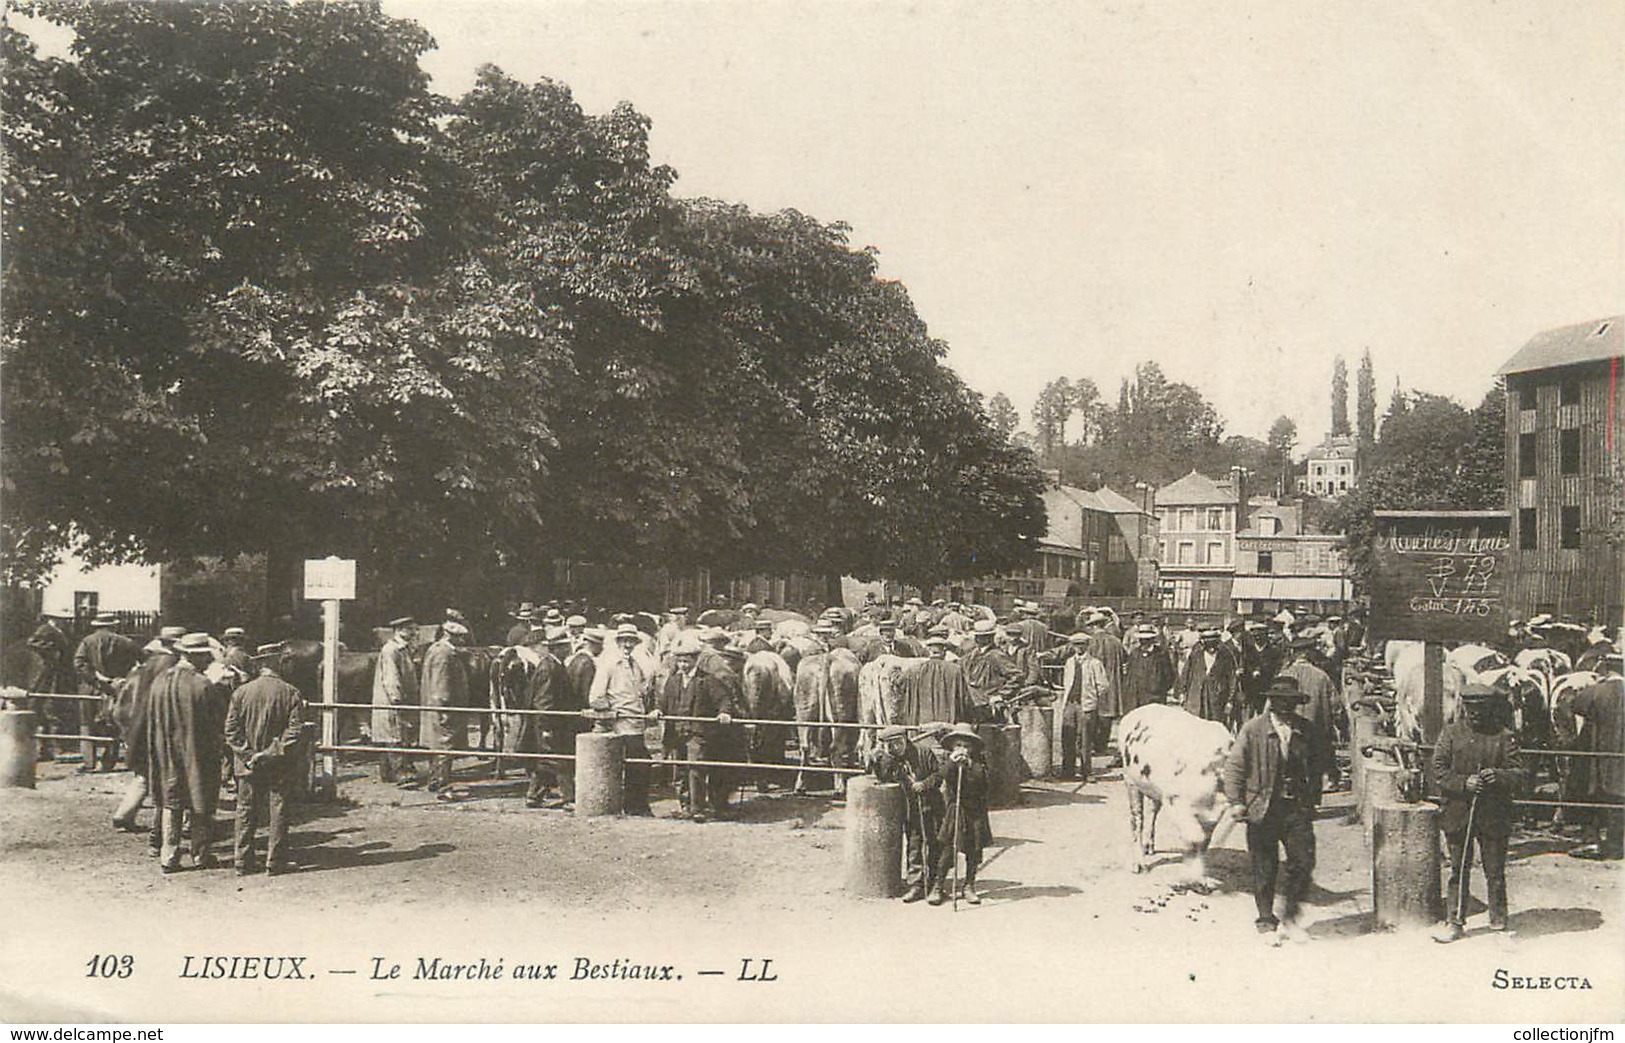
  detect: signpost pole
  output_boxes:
[322,598,339,782]
[1420,641,1444,796]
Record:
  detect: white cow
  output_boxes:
[1117,703,1235,891]
[1392,643,1516,742]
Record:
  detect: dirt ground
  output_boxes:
[2,752,1621,1024]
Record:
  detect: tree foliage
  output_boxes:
[1265,415,1298,495]
[1356,348,1376,449]
[1,2,1044,592]
[1330,387,1505,586]
[1330,355,1350,436]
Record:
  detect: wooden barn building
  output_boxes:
[1496,316,1624,624]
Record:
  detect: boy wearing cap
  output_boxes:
[1222,675,1332,942]
[867,723,948,902]
[930,725,994,906]
[372,617,420,784]
[224,645,305,874]
[1432,684,1527,941]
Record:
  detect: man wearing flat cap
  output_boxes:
[1432,683,1526,941]
[372,617,420,785]
[1123,623,1174,714]
[419,619,470,792]
[1058,633,1109,781]
[866,723,947,902]
[224,643,305,874]
[1177,624,1239,725]
[1222,675,1332,942]
[651,634,737,822]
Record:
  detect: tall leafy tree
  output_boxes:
[1265,415,1298,495]
[986,392,1021,440]
[1031,377,1073,461]
[1356,348,1377,448]
[1330,354,1350,436]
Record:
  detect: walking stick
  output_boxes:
[1457,791,1481,926]
[951,761,964,913]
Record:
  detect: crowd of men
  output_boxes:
[9,595,1619,921]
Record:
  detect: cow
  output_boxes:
[791,647,861,793]
[1117,703,1235,891]
[741,650,796,782]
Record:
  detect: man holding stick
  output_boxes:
[866,723,948,903]
[1432,683,1526,942]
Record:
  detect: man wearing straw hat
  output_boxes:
[224,643,306,875]
[651,633,736,822]
[72,612,139,772]
[1222,675,1331,943]
[1432,683,1526,942]
[591,622,658,815]
[148,633,228,873]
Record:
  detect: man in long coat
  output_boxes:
[419,620,470,791]
[225,645,306,875]
[867,723,947,902]
[1178,626,1238,724]
[147,633,228,872]
[961,621,1019,722]
[371,617,420,784]
[73,613,139,772]
[25,610,74,755]
[1122,624,1174,713]
[1278,636,1341,779]
[1088,617,1127,757]
[520,629,578,808]
[111,629,182,838]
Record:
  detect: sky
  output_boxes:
[16,1,1625,449]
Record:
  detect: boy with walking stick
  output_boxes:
[930,725,993,907]
[1432,683,1525,942]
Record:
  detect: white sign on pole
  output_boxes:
[303,557,357,601]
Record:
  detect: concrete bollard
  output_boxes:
[977,723,1024,807]
[1363,761,1405,845]
[1018,705,1053,780]
[573,731,624,817]
[1348,709,1383,824]
[1371,801,1444,930]
[843,775,904,898]
[0,710,38,789]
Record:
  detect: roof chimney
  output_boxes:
[1230,465,1250,533]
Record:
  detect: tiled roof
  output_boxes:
[1155,470,1235,506]
[1496,316,1623,376]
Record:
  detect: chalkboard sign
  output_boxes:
[1368,511,1511,643]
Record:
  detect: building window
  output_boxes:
[1560,428,1580,475]
[1518,508,1537,550]
[1518,433,1537,477]
[1108,535,1129,562]
[1205,507,1224,530]
[1179,509,1195,531]
[1163,578,1193,610]
[1560,378,1581,406]
[1206,540,1224,565]
[1561,506,1581,549]
[1257,550,1273,574]
[1196,582,1211,610]
[1519,384,1537,411]
[1159,540,1168,560]
[1178,541,1195,565]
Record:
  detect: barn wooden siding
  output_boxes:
[1503,356,1625,623]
